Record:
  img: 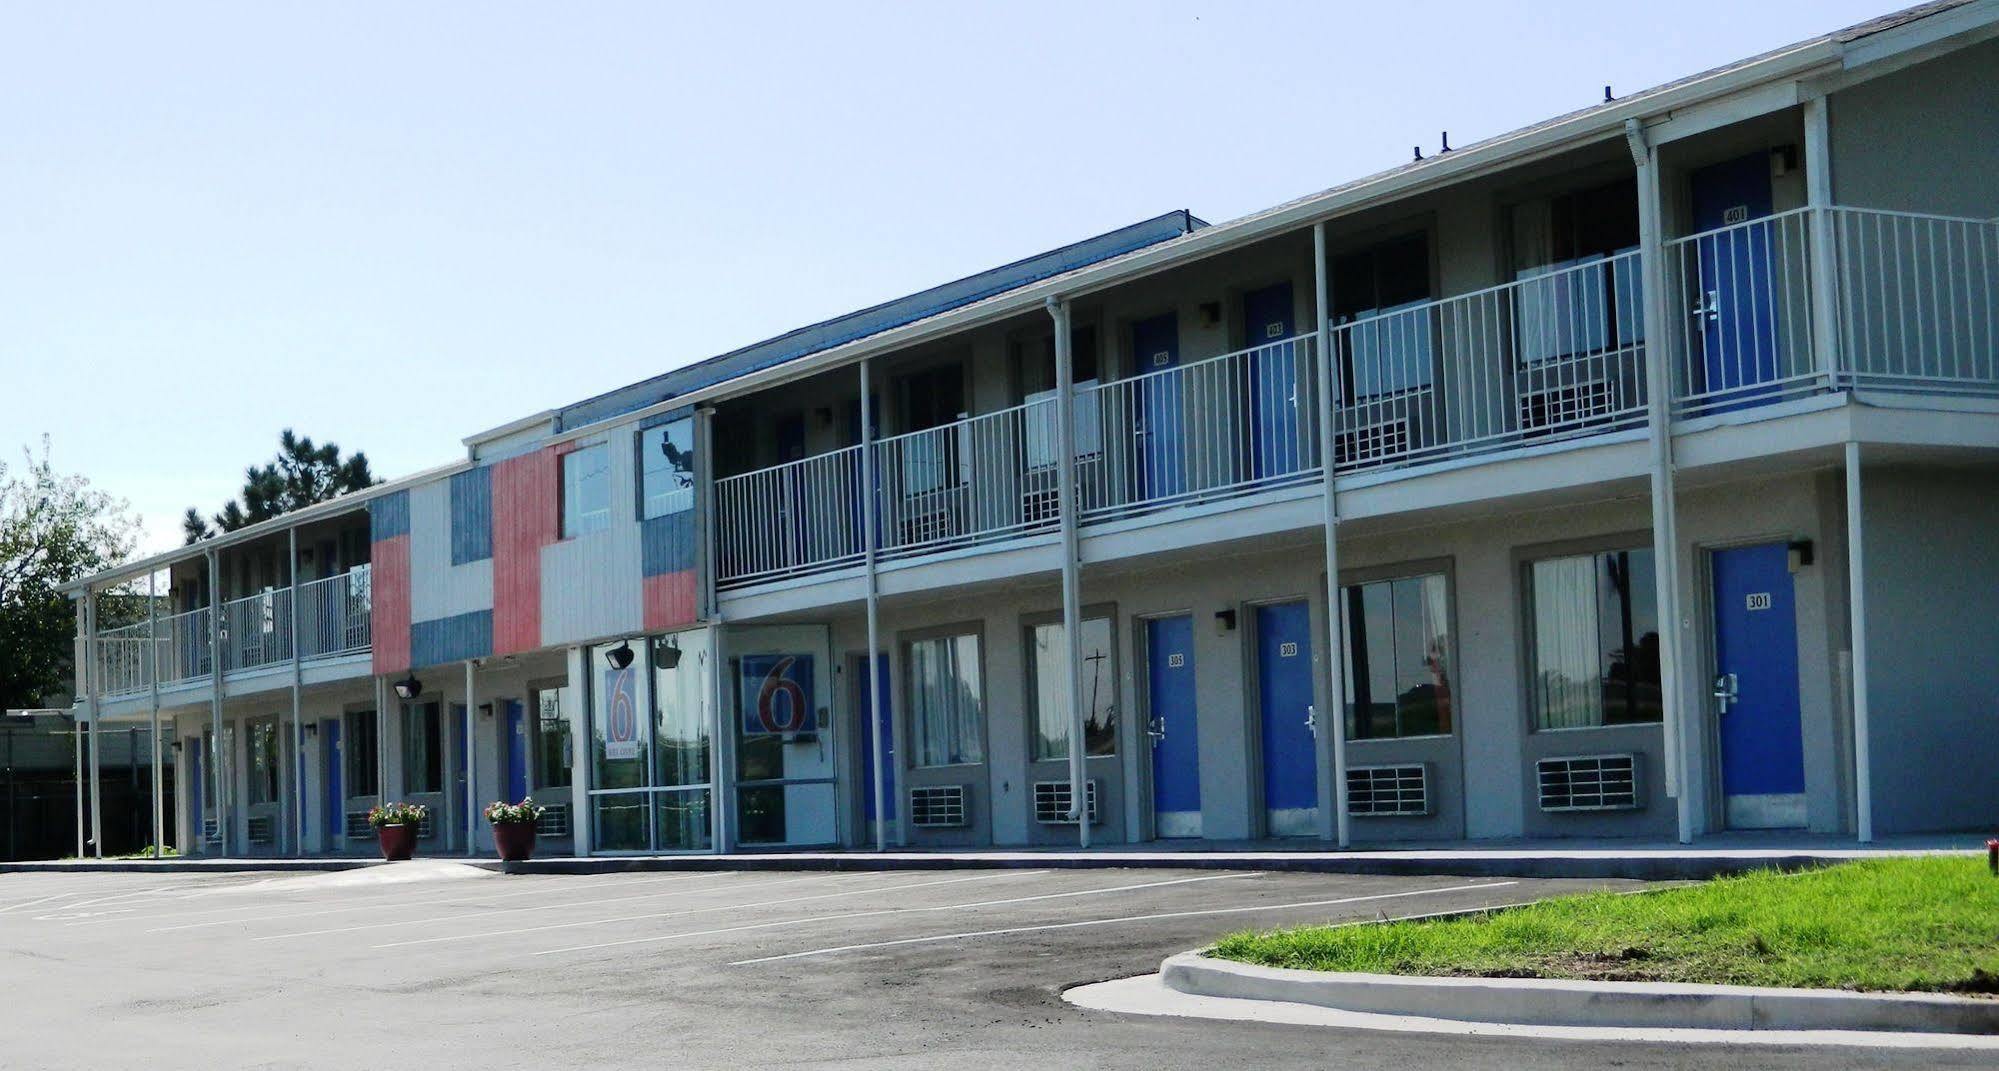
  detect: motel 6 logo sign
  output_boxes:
[742,654,816,736]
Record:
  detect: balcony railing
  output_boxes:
[91,570,370,700]
[714,206,1996,591]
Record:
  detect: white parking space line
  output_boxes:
[378,870,1051,950]
[533,871,1267,957]
[138,871,715,933]
[252,872,836,941]
[0,891,89,915]
[725,880,1522,965]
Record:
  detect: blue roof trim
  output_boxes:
[639,405,696,431]
[555,210,1205,431]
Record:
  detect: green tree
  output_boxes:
[182,429,377,543]
[0,438,139,710]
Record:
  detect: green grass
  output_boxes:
[1212,858,1999,994]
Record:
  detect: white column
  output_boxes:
[71,598,85,859]
[697,406,719,622]
[1803,94,1842,386]
[148,570,163,858]
[1845,441,1873,842]
[288,527,304,856]
[860,358,888,852]
[1048,297,1089,847]
[1628,120,1695,844]
[464,660,478,856]
[207,548,226,857]
[1312,222,1350,848]
[85,588,102,857]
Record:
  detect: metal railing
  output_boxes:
[96,621,153,697]
[713,446,867,586]
[875,400,1047,559]
[159,606,213,684]
[220,588,293,672]
[1077,334,1324,522]
[297,567,373,660]
[1665,207,1821,415]
[1828,206,1999,396]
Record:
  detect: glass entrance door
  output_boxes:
[725,624,838,847]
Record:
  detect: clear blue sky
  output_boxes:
[1,1,1892,555]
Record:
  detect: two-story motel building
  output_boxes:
[66,2,1999,859]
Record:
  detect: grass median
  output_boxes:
[1212,857,1999,994]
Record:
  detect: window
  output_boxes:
[1341,574,1453,739]
[1016,326,1103,471]
[1528,548,1661,729]
[1333,233,1435,399]
[530,683,573,789]
[560,443,611,538]
[344,709,379,797]
[640,419,695,520]
[1510,178,1643,363]
[247,719,280,805]
[1027,616,1117,760]
[403,701,444,793]
[906,631,984,767]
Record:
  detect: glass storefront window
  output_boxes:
[655,637,710,788]
[531,680,574,790]
[727,625,837,848]
[586,631,714,853]
[1028,617,1117,761]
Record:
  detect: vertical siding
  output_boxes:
[409,479,495,623]
[411,610,495,667]
[449,466,494,565]
[371,533,411,675]
[641,509,699,631]
[540,425,642,644]
[492,448,559,656]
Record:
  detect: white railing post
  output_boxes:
[1049,296,1089,848]
[85,587,102,857]
[860,358,888,852]
[1629,118,1694,844]
[1804,95,1842,387]
[207,547,226,857]
[1845,441,1873,843]
[1314,221,1350,849]
[288,528,304,856]
[148,570,162,858]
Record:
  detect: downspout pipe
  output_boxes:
[859,358,888,852]
[1048,296,1089,847]
[1312,221,1350,849]
[1626,117,1695,845]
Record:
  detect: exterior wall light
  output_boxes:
[654,642,682,671]
[605,641,635,671]
[394,675,423,701]
[1214,608,1237,634]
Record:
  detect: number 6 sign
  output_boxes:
[742,654,815,735]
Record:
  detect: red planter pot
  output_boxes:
[377,823,417,862]
[492,820,537,862]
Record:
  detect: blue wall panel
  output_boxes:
[369,490,410,542]
[449,466,493,566]
[640,509,697,577]
[411,609,494,668]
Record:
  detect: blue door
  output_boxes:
[1255,601,1318,836]
[322,718,342,842]
[505,700,529,802]
[1712,543,1806,829]
[189,745,203,849]
[1146,616,1200,838]
[1132,314,1184,502]
[856,653,896,824]
[1242,284,1302,481]
[1689,153,1779,408]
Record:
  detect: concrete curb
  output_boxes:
[0,859,382,874]
[490,847,1975,881]
[1160,952,1999,1035]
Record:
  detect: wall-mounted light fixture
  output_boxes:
[1787,539,1815,572]
[605,641,636,671]
[394,675,423,701]
[654,641,682,671]
[1197,301,1222,329]
[304,723,317,739]
[1214,608,1238,634]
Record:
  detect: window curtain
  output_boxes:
[910,634,983,767]
[1532,556,1605,729]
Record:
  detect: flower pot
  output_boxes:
[377,823,417,862]
[492,820,537,862]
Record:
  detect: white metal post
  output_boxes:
[70,598,85,859]
[1845,441,1874,842]
[859,358,888,852]
[375,675,388,831]
[1629,119,1695,844]
[85,588,102,857]
[464,660,477,856]
[1312,222,1350,849]
[288,527,304,856]
[148,570,162,858]
[697,407,719,623]
[1048,297,1089,848]
[1803,95,1842,386]
[207,548,226,857]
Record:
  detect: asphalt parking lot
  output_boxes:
[1,864,1986,1070]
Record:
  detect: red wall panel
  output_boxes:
[370,534,411,675]
[492,449,559,656]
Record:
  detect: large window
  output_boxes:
[247,718,280,805]
[1333,233,1435,399]
[1528,548,1661,729]
[1341,574,1453,739]
[1510,177,1643,363]
[403,701,443,793]
[1027,616,1117,760]
[344,709,379,797]
[586,635,714,852]
[640,419,695,520]
[560,443,611,538]
[906,631,984,767]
